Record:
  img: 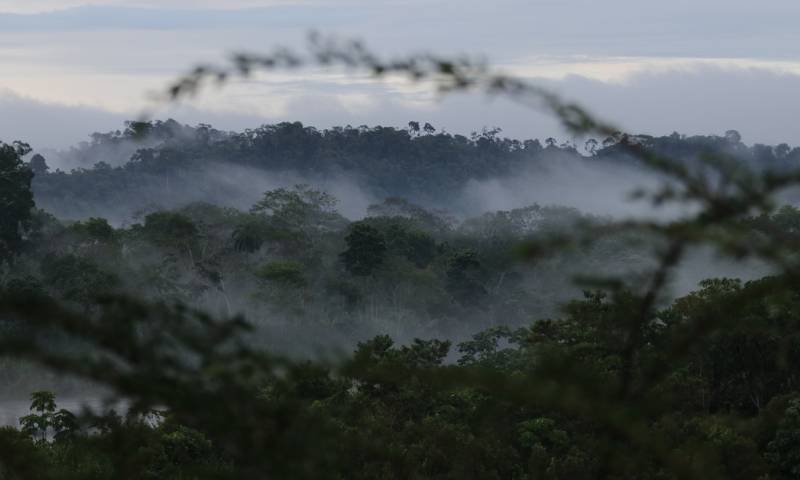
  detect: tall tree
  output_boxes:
[341,222,387,276]
[27,154,49,176]
[0,141,34,262]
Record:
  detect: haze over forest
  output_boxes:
[3,2,800,479]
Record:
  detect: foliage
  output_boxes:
[766,397,800,478]
[446,249,488,307]
[141,212,198,249]
[0,141,35,263]
[40,254,119,308]
[251,184,342,233]
[69,217,116,243]
[19,391,77,444]
[256,260,307,288]
[341,222,387,276]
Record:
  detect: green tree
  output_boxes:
[40,254,119,307]
[0,141,35,262]
[27,154,49,176]
[445,250,487,306]
[71,217,116,243]
[142,211,198,249]
[766,398,800,478]
[19,391,56,443]
[251,184,340,232]
[341,223,387,276]
[257,260,307,288]
[232,215,271,253]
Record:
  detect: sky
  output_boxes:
[1,0,800,149]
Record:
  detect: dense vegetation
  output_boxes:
[5,120,800,479]
[11,166,647,358]
[31,120,800,221]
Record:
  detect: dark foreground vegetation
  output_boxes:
[6,268,800,479]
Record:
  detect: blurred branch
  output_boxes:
[160,32,619,139]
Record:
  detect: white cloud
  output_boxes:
[0,1,313,13]
[501,56,800,84]
[0,90,125,148]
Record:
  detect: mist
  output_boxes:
[2,120,791,409]
[456,151,688,219]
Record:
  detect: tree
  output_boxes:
[72,217,116,242]
[776,143,791,159]
[725,129,742,144]
[124,120,153,140]
[445,249,487,306]
[257,260,307,288]
[27,154,49,176]
[40,254,119,307]
[19,392,79,445]
[251,185,341,233]
[341,223,387,276]
[0,141,34,262]
[396,228,438,268]
[19,392,56,443]
[142,211,198,250]
[767,398,800,478]
[232,215,271,253]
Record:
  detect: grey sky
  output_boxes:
[1,1,799,149]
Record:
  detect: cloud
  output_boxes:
[0,1,317,14]
[551,66,800,146]
[2,1,800,59]
[0,4,360,31]
[0,90,125,148]
[3,0,800,127]
[0,90,270,152]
